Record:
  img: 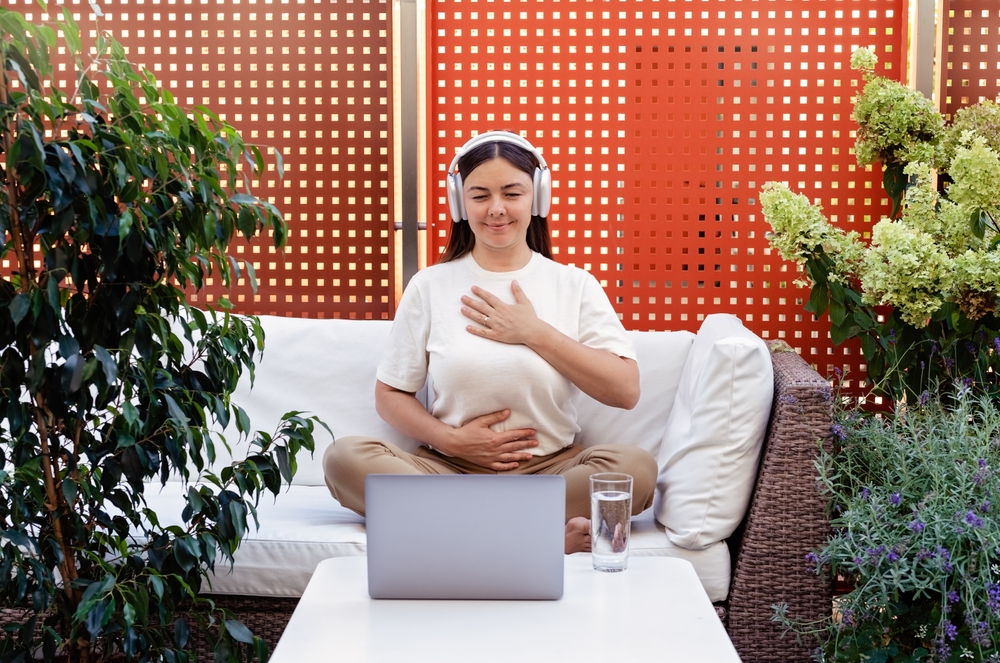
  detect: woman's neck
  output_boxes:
[470,243,533,272]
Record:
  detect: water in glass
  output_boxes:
[591,490,631,572]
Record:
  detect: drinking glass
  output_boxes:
[589,472,633,572]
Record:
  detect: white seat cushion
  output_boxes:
[653,314,773,551]
[141,483,731,601]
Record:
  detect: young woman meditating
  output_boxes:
[324,131,657,554]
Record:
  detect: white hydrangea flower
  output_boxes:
[760,182,863,284]
[948,136,1000,218]
[850,47,878,73]
[860,220,954,327]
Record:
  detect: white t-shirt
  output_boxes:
[376,252,635,456]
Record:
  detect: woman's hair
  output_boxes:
[438,139,552,263]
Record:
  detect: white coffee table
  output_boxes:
[270,555,742,662]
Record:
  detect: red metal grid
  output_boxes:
[939,0,1000,118]
[427,0,908,389]
[4,0,393,320]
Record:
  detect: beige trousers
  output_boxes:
[324,436,657,521]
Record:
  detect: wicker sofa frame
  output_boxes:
[199,346,834,662]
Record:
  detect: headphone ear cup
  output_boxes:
[447,172,466,222]
[532,167,552,218]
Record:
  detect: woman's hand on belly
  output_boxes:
[439,408,539,471]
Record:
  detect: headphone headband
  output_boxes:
[447,131,549,176]
[446,131,552,223]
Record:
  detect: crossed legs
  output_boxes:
[324,436,658,553]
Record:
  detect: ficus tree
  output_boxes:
[0,8,326,662]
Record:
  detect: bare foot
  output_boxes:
[565,517,592,554]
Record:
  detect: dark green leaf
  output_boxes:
[805,282,829,317]
[224,619,255,645]
[9,294,30,325]
[883,162,906,219]
[94,345,117,384]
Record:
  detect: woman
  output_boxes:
[324,131,657,553]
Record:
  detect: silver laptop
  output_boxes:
[365,474,565,600]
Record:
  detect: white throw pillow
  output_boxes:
[653,314,773,550]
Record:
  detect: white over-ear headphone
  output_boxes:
[446,131,552,223]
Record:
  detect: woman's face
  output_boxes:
[462,157,533,257]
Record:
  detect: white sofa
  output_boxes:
[145,312,834,662]
[147,311,775,600]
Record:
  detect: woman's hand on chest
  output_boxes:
[461,280,553,348]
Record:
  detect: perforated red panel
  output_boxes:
[428,1,908,389]
[939,0,1000,118]
[4,0,393,320]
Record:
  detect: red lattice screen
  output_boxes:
[939,0,1000,118]
[427,0,908,388]
[4,0,393,320]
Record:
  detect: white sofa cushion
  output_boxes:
[212,317,421,486]
[572,330,694,457]
[141,482,731,602]
[653,314,773,550]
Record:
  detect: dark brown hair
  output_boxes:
[439,139,552,263]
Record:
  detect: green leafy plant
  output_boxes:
[775,386,1000,663]
[761,48,1000,402]
[0,9,326,662]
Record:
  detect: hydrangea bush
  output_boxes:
[775,387,1000,662]
[761,48,1000,401]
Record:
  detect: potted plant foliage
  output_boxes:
[0,9,325,662]
[761,48,1000,402]
[764,48,1000,662]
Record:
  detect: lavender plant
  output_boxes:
[775,387,1000,662]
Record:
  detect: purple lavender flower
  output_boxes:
[994,336,1000,354]
[964,511,984,528]
[975,459,989,485]
[917,548,934,561]
[886,550,900,563]
[981,499,991,514]
[944,620,958,640]
[890,493,902,506]
[947,590,960,605]
[861,487,871,500]
[833,366,842,378]
[841,609,854,627]
[967,341,977,354]
[908,519,926,533]
[987,582,1000,614]
[944,356,956,369]
[853,556,863,567]
[966,614,992,647]
[889,328,897,344]
[805,551,820,565]
[962,377,973,389]
[831,423,847,441]
[937,546,953,572]
[920,360,926,370]
[919,390,931,406]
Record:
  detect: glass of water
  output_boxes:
[589,472,633,572]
